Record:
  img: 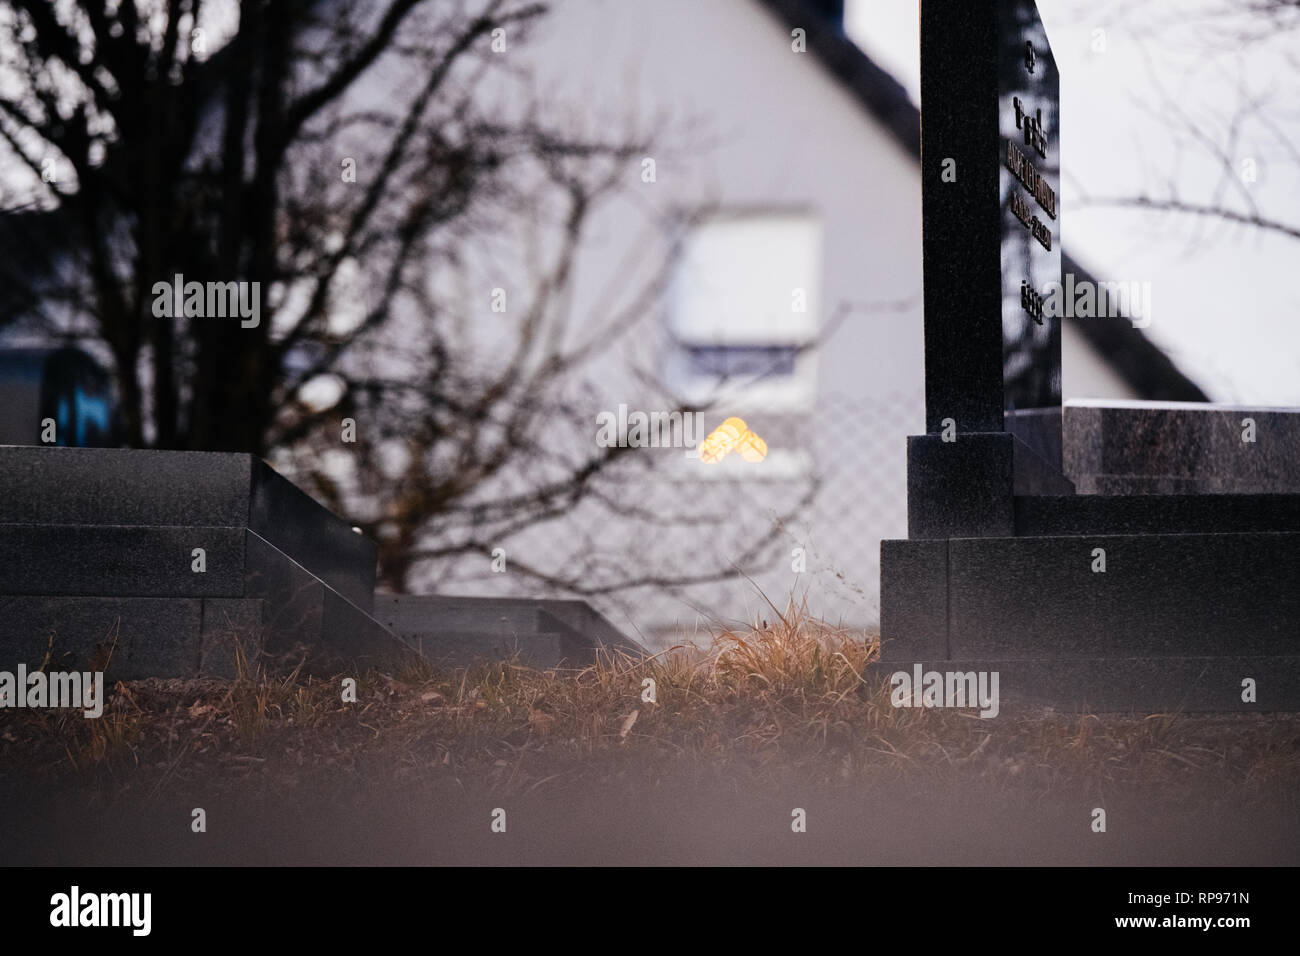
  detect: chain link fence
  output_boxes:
[416,389,922,650]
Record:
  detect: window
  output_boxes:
[686,344,799,379]
[666,209,822,411]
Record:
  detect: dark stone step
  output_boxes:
[0,446,376,608]
[1016,492,1300,536]
[882,532,1300,664]
[867,657,1300,713]
[397,630,569,670]
[373,593,645,667]
[0,524,246,597]
[0,531,415,677]
[0,595,262,680]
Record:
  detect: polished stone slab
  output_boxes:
[1065,401,1300,495]
[0,446,376,608]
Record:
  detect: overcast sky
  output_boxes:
[846,0,1300,405]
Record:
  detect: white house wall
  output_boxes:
[375,0,1138,646]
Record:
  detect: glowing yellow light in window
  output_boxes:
[699,416,767,464]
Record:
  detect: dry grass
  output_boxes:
[2,600,1298,813]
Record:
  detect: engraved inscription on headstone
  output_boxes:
[999,6,1061,420]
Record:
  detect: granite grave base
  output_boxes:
[866,656,1300,714]
[881,0,1300,713]
[0,445,644,679]
[882,486,1300,711]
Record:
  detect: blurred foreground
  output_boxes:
[2,607,1297,865]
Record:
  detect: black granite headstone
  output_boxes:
[920,0,1063,466]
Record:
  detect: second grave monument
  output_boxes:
[880,0,1300,712]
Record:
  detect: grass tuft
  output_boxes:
[1,601,1297,812]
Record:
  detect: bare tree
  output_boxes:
[1073,0,1300,245]
[0,0,815,596]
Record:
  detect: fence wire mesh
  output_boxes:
[409,389,922,649]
